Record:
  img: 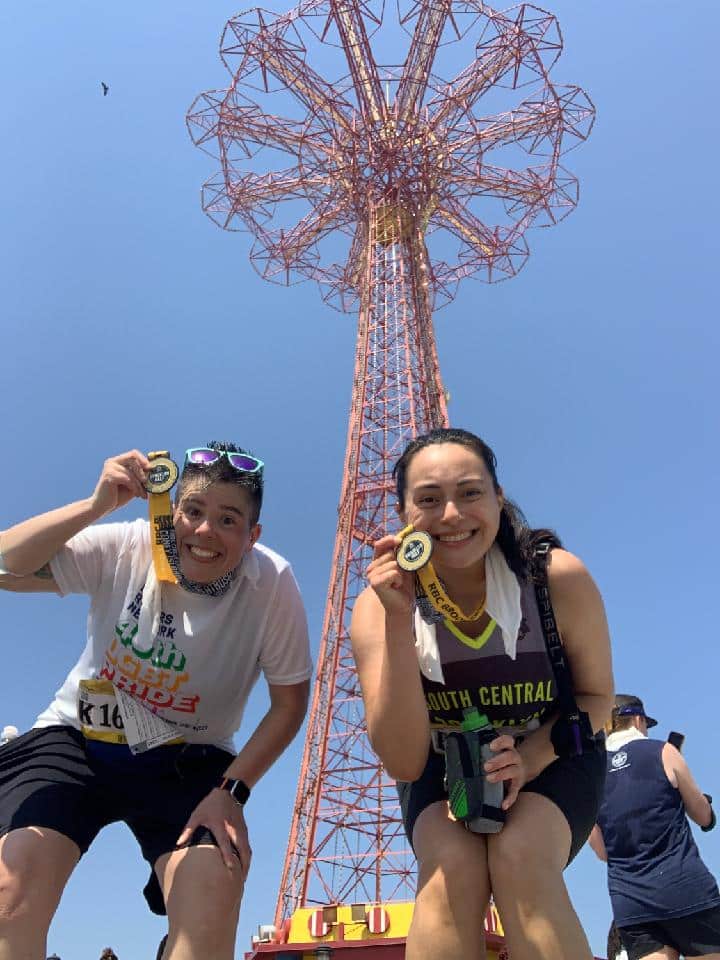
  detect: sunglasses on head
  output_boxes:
[184,448,264,474]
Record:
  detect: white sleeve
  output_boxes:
[258,564,313,685]
[50,521,140,597]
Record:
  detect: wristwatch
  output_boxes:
[218,777,250,806]
[702,794,716,832]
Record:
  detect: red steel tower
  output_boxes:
[188,0,594,930]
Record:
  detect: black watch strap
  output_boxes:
[219,777,250,806]
[702,795,716,833]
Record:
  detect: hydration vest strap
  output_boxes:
[533,541,596,757]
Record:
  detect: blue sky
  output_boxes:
[1,0,718,957]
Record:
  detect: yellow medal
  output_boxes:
[397,524,486,624]
[145,455,178,494]
[396,524,433,572]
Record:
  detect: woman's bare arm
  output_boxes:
[350,560,431,782]
[0,450,150,587]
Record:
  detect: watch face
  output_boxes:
[228,778,250,804]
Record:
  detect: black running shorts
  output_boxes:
[397,741,606,864]
[619,905,720,960]
[0,725,234,915]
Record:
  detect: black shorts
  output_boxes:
[619,905,720,960]
[397,742,606,864]
[0,725,234,916]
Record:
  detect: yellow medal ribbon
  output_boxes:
[416,562,486,624]
[145,451,179,584]
[396,524,486,624]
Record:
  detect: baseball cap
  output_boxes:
[614,693,657,728]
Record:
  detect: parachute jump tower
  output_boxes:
[188,1,593,954]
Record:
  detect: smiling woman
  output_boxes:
[0,442,311,960]
[350,427,614,960]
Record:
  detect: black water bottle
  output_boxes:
[444,707,505,834]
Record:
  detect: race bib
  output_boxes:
[78,679,183,754]
[78,679,127,744]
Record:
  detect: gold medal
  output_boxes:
[396,523,485,622]
[396,525,433,572]
[145,451,179,495]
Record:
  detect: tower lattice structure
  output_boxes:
[188,0,594,923]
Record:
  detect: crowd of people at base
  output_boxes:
[46,951,117,960]
[0,429,717,960]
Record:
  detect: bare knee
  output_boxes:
[173,868,242,935]
[162,847,244,950]
[0,872,29,923]
[0,829,77,926]
[409,816,490,957]
[414,814,490,915]
[488,824,561,894]
[488,794,571,898]
[415,863,484,942]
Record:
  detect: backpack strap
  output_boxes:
[533,540,597,758]
[533,540,575,712]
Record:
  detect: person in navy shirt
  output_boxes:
[590,694,720,960]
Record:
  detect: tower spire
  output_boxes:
[188,0,594,924]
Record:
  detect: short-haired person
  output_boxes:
[589,695,720,960]
[0,444,312,960]
[350,427,614,960]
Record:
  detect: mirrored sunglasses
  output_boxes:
[184,447,264,474]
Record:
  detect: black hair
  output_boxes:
[392,427,561,581]
[177,440,263,525]
[606,922,624,960]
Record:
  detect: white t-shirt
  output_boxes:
[35,519,312,752]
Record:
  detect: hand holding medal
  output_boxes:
[89,450,154,517]
[396,523,486,625]
[365,525,426,616]
[368,521,487,624]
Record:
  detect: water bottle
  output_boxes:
[444,707,506,834]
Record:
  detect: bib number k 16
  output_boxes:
[78,678,127,744]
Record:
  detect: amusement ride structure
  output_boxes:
[188,1,594,954]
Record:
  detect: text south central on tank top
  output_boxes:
[420,579,557,731]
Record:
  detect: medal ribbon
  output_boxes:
[416,562,486,624]
[149,490,178,584]
[147,452,178,585]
